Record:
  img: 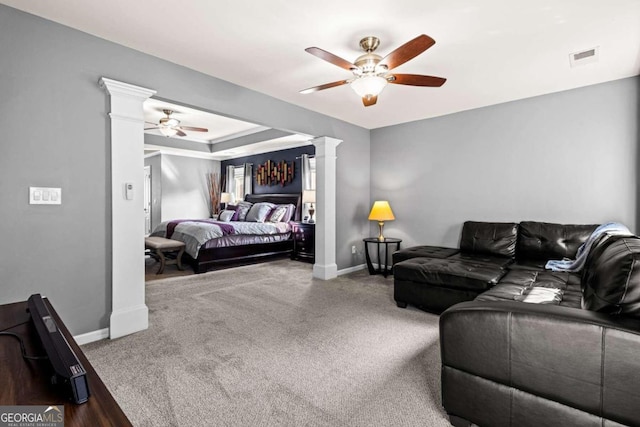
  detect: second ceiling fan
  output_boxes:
[146,109,208,137]
[301,34,446,107]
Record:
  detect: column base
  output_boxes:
[110,304,148,339]
[313,263,338,280]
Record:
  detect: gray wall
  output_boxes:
[371,77,639,249]
[0,5,370,335]
[160,154,220,221]
[144,149,222,230]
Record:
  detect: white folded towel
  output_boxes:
[514,287,563,304]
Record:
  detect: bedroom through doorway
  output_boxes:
[104,77,341,339]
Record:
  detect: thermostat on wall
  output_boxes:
[125,182,134,200]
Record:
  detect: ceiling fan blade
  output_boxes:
[305,47,358,71]
[388,74,447,87]
[178,126,209,132]
[362,95,378,107]
[300,79,350,94]
[176,129,187,137]
[144,127,160,131]
[378,34,436,71]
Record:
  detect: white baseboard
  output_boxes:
[337,263,366,276]
[74,328,110,345]
[110,304,149,339]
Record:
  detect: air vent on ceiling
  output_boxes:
[569,46,599,68]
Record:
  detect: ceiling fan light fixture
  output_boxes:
[159,126,178,137]
[350,75,387,98]
[160,117,180,127]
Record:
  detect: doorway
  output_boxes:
[102,77,341,339]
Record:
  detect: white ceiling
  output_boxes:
[143,98,265,143]
[143,99,313,159]
[4,0,640,130]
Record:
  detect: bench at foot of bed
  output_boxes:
[145,236,186,274]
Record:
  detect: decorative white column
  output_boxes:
[312,136,342,280]
[99,78,156,339]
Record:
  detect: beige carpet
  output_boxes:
[84,259,450,427]
[144,254,293,282]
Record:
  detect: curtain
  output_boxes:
[243,163,253,197]
[300,154,313,221]
[225,165,234,194]
[301,154,312,191]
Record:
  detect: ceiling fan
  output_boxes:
[145,109,208,137]
[300,34,446,107]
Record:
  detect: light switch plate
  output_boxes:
[30,187,62,205]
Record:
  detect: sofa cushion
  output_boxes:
[392,245,459,264]
[516,221,597,262]
[394,257,506,292]
[448,252,513,269]
[582,235,640,317]
[507,260,548,271]
[476,269,582,309]
[459,221,518,258]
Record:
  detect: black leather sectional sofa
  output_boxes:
[392,221,640,427]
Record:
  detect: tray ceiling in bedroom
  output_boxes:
[143,99,313,160]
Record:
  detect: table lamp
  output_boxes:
[302,190,316,223]
[368,201,395,241]
[220,192,232,210]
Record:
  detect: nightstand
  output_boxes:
[291,221,315,263]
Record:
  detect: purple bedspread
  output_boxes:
[166,219,235,239]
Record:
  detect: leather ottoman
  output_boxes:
[394,257,507,313]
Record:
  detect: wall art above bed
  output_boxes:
[256,160,295,186]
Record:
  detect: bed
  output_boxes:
[150,193,301,273]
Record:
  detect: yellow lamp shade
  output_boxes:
[368,201,394,241]
[368,201,395,221]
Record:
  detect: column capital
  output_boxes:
[312,136,342,156]
[99,77,156,100]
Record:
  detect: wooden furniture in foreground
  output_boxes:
[291,221,315,263]
[363,237,402,277]
[145,236,185,274]
[0,299,132,427]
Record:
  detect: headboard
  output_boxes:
[245,193,302,221]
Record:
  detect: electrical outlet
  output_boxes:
[351,245,357,254]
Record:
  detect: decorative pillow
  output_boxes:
[219,210,235,222]
[234,201,253,221]
[268,205,289,223]
[245,202,276,222]
[280,204,296,223]
[229,204,240,221]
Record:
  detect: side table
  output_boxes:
[363,237,402,277]
[291,221,315,263]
